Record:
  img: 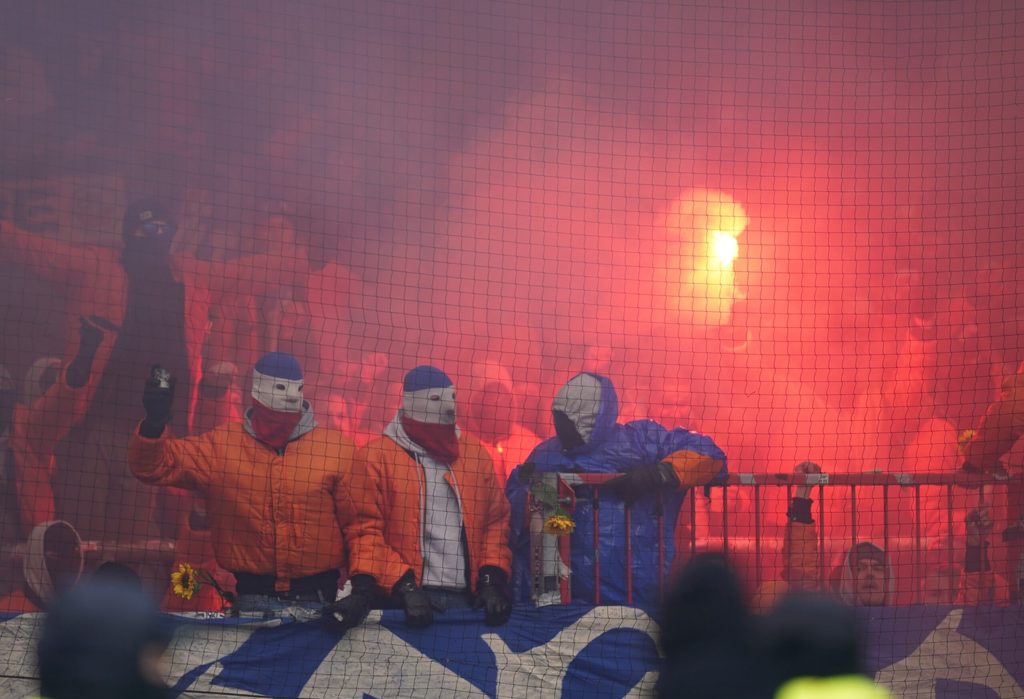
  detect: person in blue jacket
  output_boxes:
[506,372,726,609]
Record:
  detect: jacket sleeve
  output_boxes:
[175,251,310,299]
[626,420,727,488]
[472,443,513,577]
[335,445,414,590]
[0,219,105,284]
[127,424,219,490]
[957,543,1007,605]
[962,374,1024,470]
[783,500,819,590]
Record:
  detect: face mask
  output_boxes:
[553,410,585,452]
[252,372,304,413]
[402,385,457,425]
[401,415,459,463]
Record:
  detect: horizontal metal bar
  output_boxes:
[552,471,1017,488]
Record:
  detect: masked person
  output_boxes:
[1,201,308,555]
[332,366,512,630]
[128,352,354,615]
[506,372,727,609]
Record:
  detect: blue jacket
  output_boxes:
[506,374,726,610]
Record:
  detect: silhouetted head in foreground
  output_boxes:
[657,553,771,699]
[37,579,176,699]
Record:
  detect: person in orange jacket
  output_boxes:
[128,352,355,615]
[755,462,1005,612]
[331,366,512,630]
[1,202,309,551]
[755,462,893,612]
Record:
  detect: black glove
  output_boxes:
[140,365,175,438]
[603,463,680,504]
[393,571,433,629]
[475,566,512,626]
[323,574,377,632]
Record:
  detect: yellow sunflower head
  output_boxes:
[543,514,576,536]
[170,562,199,600]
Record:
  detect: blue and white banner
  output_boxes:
[2,605,1023,698]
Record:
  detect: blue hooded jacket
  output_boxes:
[506,373,726,610]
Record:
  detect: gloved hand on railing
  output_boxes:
[323,574,377,632]
[603,463,679,504]
[474,566,512,626]
[392,571,433,629]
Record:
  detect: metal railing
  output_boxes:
[527,471,1021,606]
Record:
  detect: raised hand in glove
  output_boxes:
[140,365,175,438]
[603,462,679,504]
[393,571,433,629]
[475,566,512,626]
[323,574,377,632]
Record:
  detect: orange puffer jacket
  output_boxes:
[129,423,355,592]
[338,434,511,592]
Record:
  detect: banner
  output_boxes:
[2,604,1023,698]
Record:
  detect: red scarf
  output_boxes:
[250,402,302,449]
[402,414,459,463]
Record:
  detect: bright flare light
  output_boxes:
[710,230,739,268]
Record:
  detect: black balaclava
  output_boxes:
[37,579,175,699]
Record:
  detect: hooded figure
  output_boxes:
[834,542,893,607]
[1,200,310,557]
[506,373,727,609]
[333,366,512,630]
[129,352,355,612]
[0,520,84,613]
[37,578,176,699]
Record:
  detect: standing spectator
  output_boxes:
[332,366,512,630]
[0,201,308,554]
[128,352,354,615]
[462,362,539,483]
[507,372,726,608]
[960,362,1024,599]
[755,462,893,611]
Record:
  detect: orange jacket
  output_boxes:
[128,423,355,592]
[962,371,1024,472]
[337,434,511,592]
[753,519,819,613]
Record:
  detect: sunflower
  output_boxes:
[957,429,977,453]
[543,513,576,536]
[171,563,200,600]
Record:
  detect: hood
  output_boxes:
[243,400,317,444]
[551,372,619,454]
[23,357,62,403]
[834,541,894,606]
[383,411,461,457]
[24,520,84,607]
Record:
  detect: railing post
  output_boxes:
[593,489,601,606]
